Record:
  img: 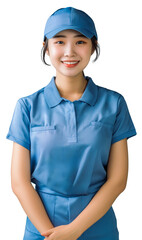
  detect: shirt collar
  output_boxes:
[44,76,98,108]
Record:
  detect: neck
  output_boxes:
[54,72,88,99]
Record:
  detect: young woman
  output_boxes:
[6,6,137,240]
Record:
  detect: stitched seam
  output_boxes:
[7,134,30,146]
[112,129,136,141]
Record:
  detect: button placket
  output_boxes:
[66,102,77,142]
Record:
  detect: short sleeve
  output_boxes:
[111,94,137,144]
[6,98,31,150]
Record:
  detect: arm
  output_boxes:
[11,142,54,234]
[69,138,128,237]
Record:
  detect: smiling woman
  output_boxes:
[6,6,137,240]
[44,29,95,80]
[41,33,100,66]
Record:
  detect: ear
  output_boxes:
[43,42,50,56]
[46,48,50,56]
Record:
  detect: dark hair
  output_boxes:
[41,35,100,66]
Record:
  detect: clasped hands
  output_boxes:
[41,223,81,240]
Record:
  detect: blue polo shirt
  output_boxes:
[6,76,137,239]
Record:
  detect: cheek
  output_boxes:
[79,45,92,58]
[49,49,63,68]
[50,47,63,59]
[86,45,92,55]
[82,48,92,62]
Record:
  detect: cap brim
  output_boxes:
[44,26,97,40]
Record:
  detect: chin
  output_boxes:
[59,68,85,78]
[62,72,83,78]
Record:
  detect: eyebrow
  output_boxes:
[53,34,87,38]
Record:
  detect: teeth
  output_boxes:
[63,62,78,64]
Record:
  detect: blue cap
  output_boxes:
[43,7,98,40]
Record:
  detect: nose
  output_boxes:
[64,42,76,57]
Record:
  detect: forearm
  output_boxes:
[12,182,54,234]
[70,180,125,237]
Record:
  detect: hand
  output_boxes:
[41,223,81,240]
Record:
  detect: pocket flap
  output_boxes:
[31,125,56,132]
[90,121,113,128]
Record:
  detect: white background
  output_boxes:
[0,0,141,239]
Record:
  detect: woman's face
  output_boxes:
[46,29,94,78]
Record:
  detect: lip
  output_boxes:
[61,60,80,68]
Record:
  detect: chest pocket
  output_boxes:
[31,125,56,132]
[88,121,113,149]
[30,125,57,152]
[90,121,113,129]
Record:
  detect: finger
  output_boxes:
[41,231,52,236]
[42,231,54,237]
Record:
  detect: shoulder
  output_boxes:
[97,84,122,99]
[96,83,124,106]
[16,85,46,112]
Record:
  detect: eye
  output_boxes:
[77,41,86,45]
[56,41,64,44]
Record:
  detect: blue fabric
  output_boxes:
[23,191,119,239]
[43,7,98,40]
[6,76,136,239]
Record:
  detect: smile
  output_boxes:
[61,61,80,68]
